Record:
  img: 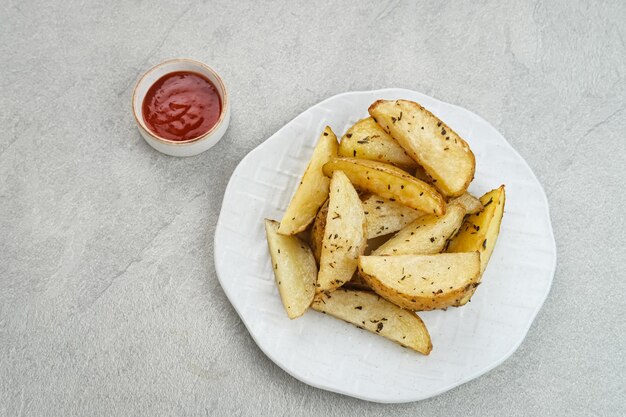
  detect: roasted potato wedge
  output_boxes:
[369,100,475,197]
[450,192,483,214]
[322,157,445,215]
[338,117,417,171]
[362,194,423,239]
[359,253,481,311]
[312,289,432,355]
[372,204,466,256]
[264,220,316,318]
[447,186,506,304]
[317,171,367,293]
[278,127,338,235]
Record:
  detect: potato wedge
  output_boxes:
[310,200,328,263]
[322,157,445,215]
[447,186,506,304]
[312,289,432,355]
[369,99,475,197]
[450,192,483,215]
[264,219,316,318]
[362,194,423,239]
[317,171,367,293]
[358,253,481,311]
[278,127,338,235]
[372,204,466,256]
[338,117,417,171]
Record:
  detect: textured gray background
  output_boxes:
[1,0,624,416]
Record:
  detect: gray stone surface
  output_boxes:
[1,0,624,415]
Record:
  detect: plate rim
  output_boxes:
[214,88,557,403]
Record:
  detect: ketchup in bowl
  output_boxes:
[142,71,222,141]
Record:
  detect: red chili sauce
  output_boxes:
[142,71,222,141]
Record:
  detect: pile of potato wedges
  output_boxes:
[265,99,506,355]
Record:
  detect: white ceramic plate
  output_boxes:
[214,89,556,403]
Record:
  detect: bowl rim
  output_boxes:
[131,58,229,146]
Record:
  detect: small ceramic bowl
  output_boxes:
[132,59,230,157]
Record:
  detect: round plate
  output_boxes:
[214,89,556,403]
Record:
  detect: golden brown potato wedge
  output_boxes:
[361,194,423,239]
[372,204,466,256]
[312,289,432,355]
[278,127,338,235]
[264,219,316,318]
[322,157,445,215]
[447,186,506,304]
[317,171,367,293]
[358,253,481,311]
[450,192,483,215]
[310,200,328,263]
[338,117,417,171]
[369,100,475,198]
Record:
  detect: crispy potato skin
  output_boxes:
[322,157,445,215]
[369,100,475,198]
[265,220,317,318]
[278,127,338,235]
[312,289,432,354]
[338,117,417,171]
[317,171,367,294]
[447,186,506,304]
[358,253,481,311]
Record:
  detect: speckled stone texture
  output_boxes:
[0,1,624,416]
